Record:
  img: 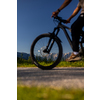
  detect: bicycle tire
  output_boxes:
[30,33,63,70]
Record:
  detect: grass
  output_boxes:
[17,60,84,67]
[57,60,84,67]
[17,86,84,100]
[17,58,84,100]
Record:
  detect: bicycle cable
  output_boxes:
[53,19,59,26]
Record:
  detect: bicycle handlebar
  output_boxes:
[53,16,67,23]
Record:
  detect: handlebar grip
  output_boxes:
[53,16,67,23]
[62,20,67,23]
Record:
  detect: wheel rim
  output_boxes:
[32,36,60,67]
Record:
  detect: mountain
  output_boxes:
[45,52,71,61]
[62,52,71,60]
[17,52,72,60]
[48,52,71,61]
[17,52,30,60]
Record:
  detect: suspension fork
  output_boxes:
[43,27,60,54]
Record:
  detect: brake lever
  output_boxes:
[52,16,68,24]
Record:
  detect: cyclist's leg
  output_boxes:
[71,13,84,52]
[66,13,84,62]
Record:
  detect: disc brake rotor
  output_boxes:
[40,46,48,57]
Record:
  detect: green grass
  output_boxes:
[17,61,84,67]
[17,57,84,67]
[57,60,84,67]
[17,86,84,100]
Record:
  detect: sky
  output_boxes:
[1,0,100,98]
[17,0,81,54]
[1,1,100,99]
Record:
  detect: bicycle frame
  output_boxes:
[52,22,84,53]
[56,23,73,49]
[43,22,73,54]
[44,21,84,55]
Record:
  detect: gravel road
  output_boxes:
[17,67,84,89]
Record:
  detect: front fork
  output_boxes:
[43,27,60,54]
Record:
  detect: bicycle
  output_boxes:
[30,16,84,70]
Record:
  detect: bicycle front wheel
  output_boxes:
[30,33,62,70]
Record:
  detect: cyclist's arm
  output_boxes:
[58,0,72,11]
[67,6,81,22]
[52,0,72,17]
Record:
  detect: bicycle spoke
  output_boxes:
[33,36,59,66]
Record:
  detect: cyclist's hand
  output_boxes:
[66,19,70,24]
[51,10,59,18]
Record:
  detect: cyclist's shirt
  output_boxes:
[77,0,84,14]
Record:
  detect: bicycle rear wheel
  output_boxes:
[30,33,62,70]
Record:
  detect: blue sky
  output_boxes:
[17,0,81,54]
[1,0,100,98]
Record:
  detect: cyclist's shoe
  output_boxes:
[65,52,82,62]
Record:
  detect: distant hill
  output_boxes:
[17,52,30,60]
[62,52,71,60]
[17,52,71,60]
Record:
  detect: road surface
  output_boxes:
[17,67,84,89]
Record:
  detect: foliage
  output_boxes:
[17,56,33,66]
[17,86,84,100]
[57,60,84,67]
[17,56,84,67]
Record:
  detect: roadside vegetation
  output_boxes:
[17,57,84,100]
[17,56,84,67]
[17,86,84,100]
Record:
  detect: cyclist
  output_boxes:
[52,0,84,62]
